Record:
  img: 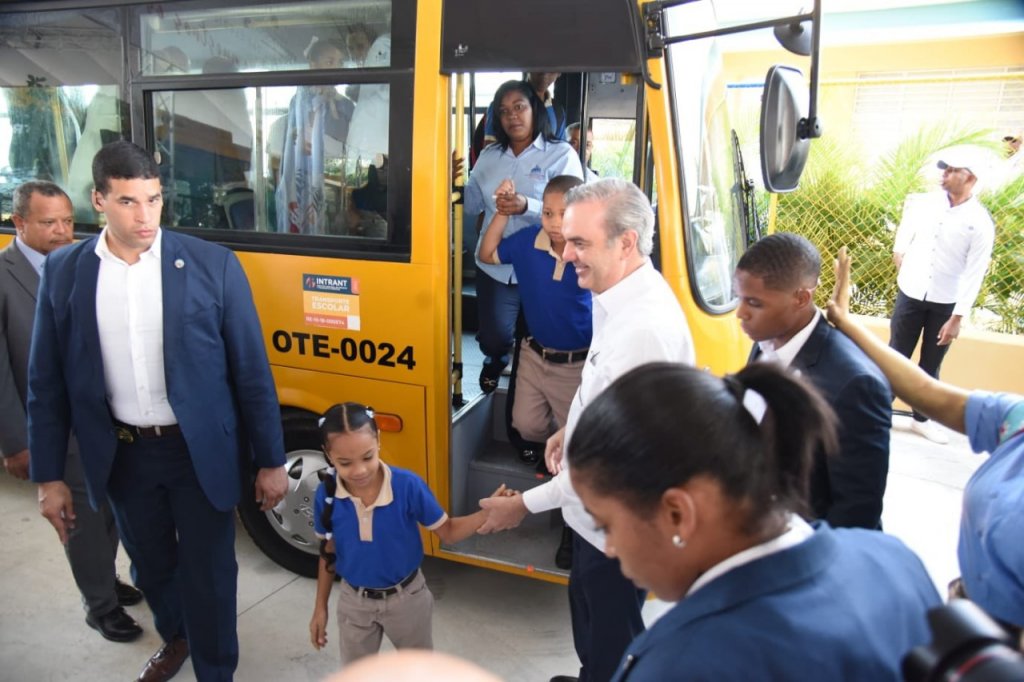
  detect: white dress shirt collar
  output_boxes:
[757,308,820,368]
[94,227,163,264]
[686,513,815,597]
[592,258,656,326]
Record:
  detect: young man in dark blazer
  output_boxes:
[734,232,891,530]
[28,141,287,682]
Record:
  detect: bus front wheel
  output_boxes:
[238,410,328,578]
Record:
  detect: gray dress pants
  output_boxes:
[63,446,121,618]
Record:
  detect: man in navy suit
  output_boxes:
[28,141,287,681]
[734,233,891,529]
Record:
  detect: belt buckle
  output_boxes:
[115,426,135,444]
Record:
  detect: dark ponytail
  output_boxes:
[316,402,379,571]
[727,363,838,525]
[568,362,837,536]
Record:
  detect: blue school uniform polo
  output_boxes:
[962,392,1024,627]
[313,463,447,589]
[497,225,592,351]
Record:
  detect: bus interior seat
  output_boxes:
[222,188,255,230]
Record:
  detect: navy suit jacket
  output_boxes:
[750,316,891,529]
[27,230,285,511]
[611,523,940,682]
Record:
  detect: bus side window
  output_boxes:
[0,8,123,225]
[152,82,392,238]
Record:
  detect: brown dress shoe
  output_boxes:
[137,637,189,682]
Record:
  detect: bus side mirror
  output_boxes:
[760,64,811,194]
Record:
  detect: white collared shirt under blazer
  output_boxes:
[94,228,177,427]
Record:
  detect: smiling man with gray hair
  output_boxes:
[477,177,695,682]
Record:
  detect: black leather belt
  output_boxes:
[350,570,418,600]
[526,337,589,365]
[114,421,182,443]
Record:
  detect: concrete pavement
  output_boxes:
[0,416,978,681]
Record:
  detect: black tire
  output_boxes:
[238,409,328,578]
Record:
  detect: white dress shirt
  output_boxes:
[522,260,696,551]
[95,229,177,426]
[756,309,820,368]
[893,191,995,317]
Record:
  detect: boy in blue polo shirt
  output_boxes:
[479,175,591,462]
[308,402,506,665]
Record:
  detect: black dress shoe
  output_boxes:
[550,676,578,682]
[479,363,504,395]
[554,525,573,570]
[116,577,144,606]
[86,606,143,642]
[519,449,540,464]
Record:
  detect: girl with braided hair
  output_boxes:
[308,402,505,665]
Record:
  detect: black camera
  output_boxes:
[903,600,1024,682]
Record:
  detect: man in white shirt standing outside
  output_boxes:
[891,147,995,444]
[478,178,695,682]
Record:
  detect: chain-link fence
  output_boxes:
[739,72,1024,335]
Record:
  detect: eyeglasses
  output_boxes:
[497,102,530,119]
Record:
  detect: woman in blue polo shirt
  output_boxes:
[463,79,583,394]
[308,402,502,664]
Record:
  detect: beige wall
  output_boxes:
[724,33,1024,135]
[723,33,1024,82]
[859,314,1024,399]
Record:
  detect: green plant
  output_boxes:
[764,124,1024,334]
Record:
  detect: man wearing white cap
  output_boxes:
[890,147,995,444]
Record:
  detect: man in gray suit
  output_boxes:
[1,180,143,642]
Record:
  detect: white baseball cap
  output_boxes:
[936,146,983,180]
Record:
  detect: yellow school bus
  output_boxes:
[0,0,821,580]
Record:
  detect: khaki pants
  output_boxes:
[512,341,585,442]
[337,569,433,664]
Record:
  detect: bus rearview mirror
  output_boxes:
[760,64,811,194]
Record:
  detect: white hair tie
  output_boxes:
[318,416,326,427]
[742,388,768,425]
